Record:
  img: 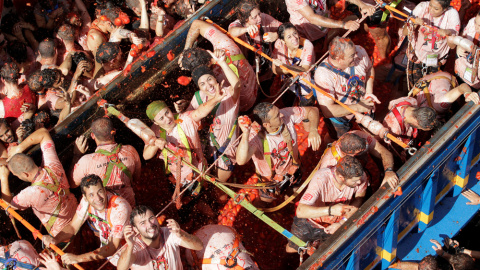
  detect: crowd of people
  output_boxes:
[0,0,480,269]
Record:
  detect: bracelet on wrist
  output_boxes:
[341,21,346,29]
[328,205,332,216]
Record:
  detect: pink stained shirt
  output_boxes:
[272,38,315,95]
[11,140,77,237]
[228,13,282,45]
[315,46,372,119]
[187,89,239,170]
[409,2,460,65]
[129,228,183,270]
[415,71,455,116]
[248,107,305,178]
[319,130,377,169]
[76,192,131,256]
[285,0,329,41]
[0,241,40,270]
[299,167,368,228]
[203,25,257,112]
[455,18,480,88]
[151,113,203,186]
[186,225,259,270]
[383,97,419,138]
[72,143,141,207]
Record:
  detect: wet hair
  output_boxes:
[336,155,364,179]
[0,118,7,128]
[8,154,36,176]
[339,133,367,155]
[38,38,57,58]
[57,24,75,41]
[235,0,259,25]
[91,117,114,141]
[329,37,355,60]
[130,205,154,226]
[34,111,51,127]
[180,48,212,72]
[80,174,103,195]
[39,69,62,89]
[253,102,275,126]
[28,70,45,93]
[449,253,475,270]
[96,42,120,64]
[19,119,36,142]
[72,52,93,72]
[97,1,122,23]
[419,255,452,270]
[192,65,215,86]
[6,41,28,64]
[435,0,452,9]
[0,62,20,83]
[278,22,297,40]
[412,107,439,130]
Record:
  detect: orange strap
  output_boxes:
[330,143,342,162]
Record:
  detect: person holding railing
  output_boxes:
[314,37,379,139]
[286,155,366,253]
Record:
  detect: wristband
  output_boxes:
[328,205,332,216]
[341,21,346,29]
[385,167,394,172]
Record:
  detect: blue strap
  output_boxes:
[319,62,364,104]
[0,250,38,270]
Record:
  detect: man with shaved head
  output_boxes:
[1,128,77,237]
[71,117,141,206]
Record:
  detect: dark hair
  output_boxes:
[0,119,8,128]
[57,24,75,41]
[435,0,452,9]
[19,119,36,142]
[181,48,212,72]
[6,41,28,64]
[235,0,259,25]
[339,133,367,155]
[419,255,452,270]
[28,70,45,93]
[412,107,439,130]
[80,174,103,195]
[1,62,20,83]
[96,42,120,64]
[98,1,122,23]
[278,22,297,40]
[130,205,155,226]
[72,52,93,72]
[449,253,475,270]
[336,155,364,179]
[91,117,114,141]
[253,102,275,126]
[38,38,56,58]
[192,65,215,86]
[329,37,355,60]
[39,69,62,89]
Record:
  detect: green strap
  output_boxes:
[95,144,133,187]
[225,53,246,77]
[381,0,402,22]
[160,115,192,174]
[194,91,203,106]
[209,120,237,165]
[261,136,273,172]
[31,167,68,232]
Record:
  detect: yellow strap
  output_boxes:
[330,143,341,162]
[411,75,455,109]
[160,115,192,174]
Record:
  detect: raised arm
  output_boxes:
[208,49,241,102]
[236,116,256,165]
[167,219,203,250]
[184,20,211,50]
[303,106,321,151]
[9,128,52,157]
[297,6,360,31]
[117,225,137,270]
[189,88,226,123]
